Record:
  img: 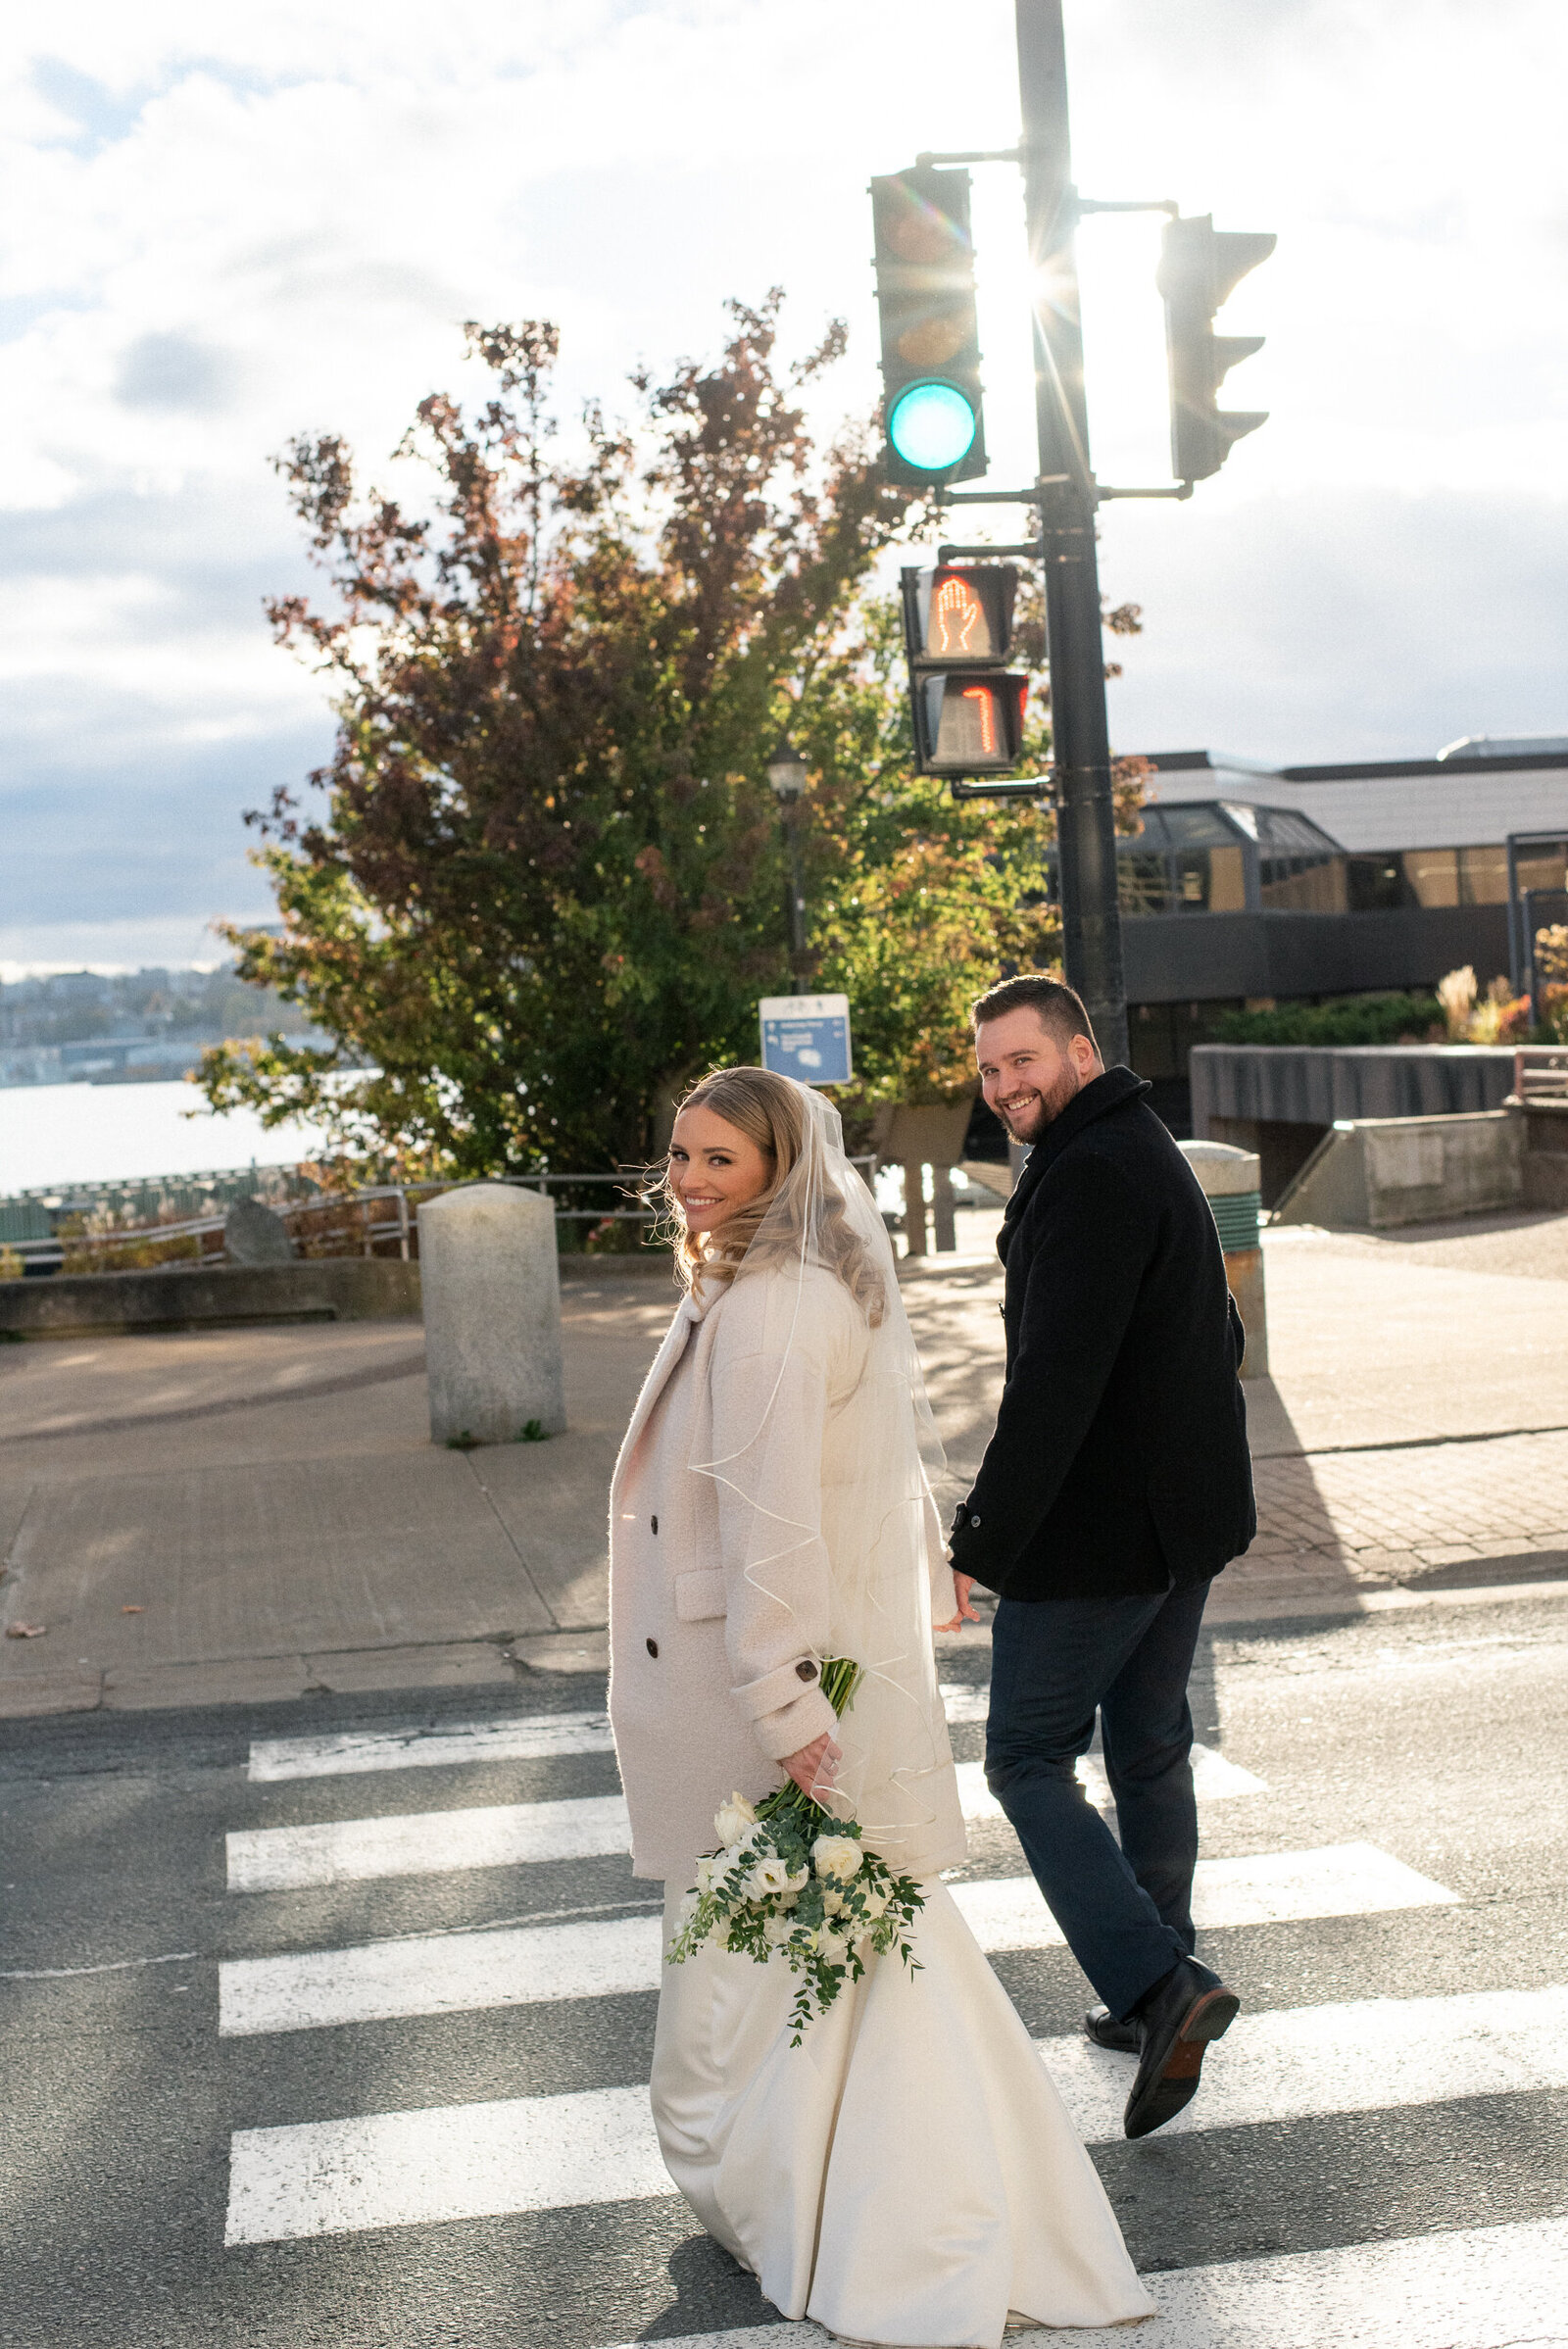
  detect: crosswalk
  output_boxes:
[214,1684,1566,2338]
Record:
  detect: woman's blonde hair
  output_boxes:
[665,1065,885,1324]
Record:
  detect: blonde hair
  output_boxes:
[665,1065,885,1324]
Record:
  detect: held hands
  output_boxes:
[782,1730,843,1799]
[933,1570,981,1634]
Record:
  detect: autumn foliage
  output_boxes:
[199,299,1141,1173]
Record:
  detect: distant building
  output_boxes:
[1103,740,1568,1129]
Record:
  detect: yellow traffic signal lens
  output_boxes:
[888,381,977,473]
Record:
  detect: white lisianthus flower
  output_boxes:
[750,1853,793,1897]
[675,1887,700,1930]
[818,1928,852,1969]
[694,1854,717,1894]
[811,1832,864,1884]
[857,1882,890,1922]
[713,1792,758,1847]
[763,1911,795,1947]
[820,1886,846,1917]
[785,1864,809,1894]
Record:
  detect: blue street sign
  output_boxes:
[759,994,853,1088]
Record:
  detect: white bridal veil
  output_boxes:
[687,1082,957,1865]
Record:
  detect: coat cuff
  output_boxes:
[750,1684,839,1765]
[733,1656,826,1723]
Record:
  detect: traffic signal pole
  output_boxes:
[1014,0,1129,1068]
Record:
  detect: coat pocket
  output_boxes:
[673,1569,727,1623]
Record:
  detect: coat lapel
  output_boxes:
[609,1293,705,1508]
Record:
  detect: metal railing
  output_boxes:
[1514,1046,1568,1104]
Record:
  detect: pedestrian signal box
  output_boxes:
[901,563,1029,777]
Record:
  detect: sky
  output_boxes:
[3,0,1567,973]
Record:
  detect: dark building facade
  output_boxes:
[1103,744,1568,1131]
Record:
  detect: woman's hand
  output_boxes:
[782,1730,843,1798]
[933,1571,981,1634]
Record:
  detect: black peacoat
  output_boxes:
[948,1066,1255,1602]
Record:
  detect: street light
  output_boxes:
[766,735,810,979]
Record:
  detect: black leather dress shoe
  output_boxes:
[1123,1958,1240,2139]
[1083,2004,1140,2054]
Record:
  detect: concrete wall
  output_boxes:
[0,1259,421,1338]
[1272,1112,1522,1231]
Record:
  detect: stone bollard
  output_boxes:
[1177,1140,1268,1381]
[419,1184,566,1446]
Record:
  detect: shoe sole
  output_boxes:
[1124,1986,1240,2139]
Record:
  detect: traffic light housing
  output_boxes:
[901,564,1028,777]
[871,167,988,487]
[1156,214,1276,483]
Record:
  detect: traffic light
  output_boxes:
[1156,214,1276,483]
[871,167,988,487]
[901,564,1028,776]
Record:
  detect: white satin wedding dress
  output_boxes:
[631,1083,1153,2344]
[652,1878,1155,2345]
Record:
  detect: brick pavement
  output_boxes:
[1236,1429,1568,1597]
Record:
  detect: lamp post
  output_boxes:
[766,735,810,983]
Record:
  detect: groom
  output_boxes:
[945,974,1256,2140]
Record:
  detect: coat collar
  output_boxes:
[998,1065,1152,1261]
[609,1284,717,1502]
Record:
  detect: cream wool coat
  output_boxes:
[608,1263,967,1884]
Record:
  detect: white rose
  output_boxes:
[713,1792,758,1846]
[856,1882,890,1922]
[811,1832,864,1884]
[750,1853,793,1897]
[820,1886,845,1917]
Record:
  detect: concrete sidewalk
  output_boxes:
[3,1211,1567,1716]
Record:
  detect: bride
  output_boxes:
[609,1066,1153,2345]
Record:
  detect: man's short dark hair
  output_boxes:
[970,973,1098,1052]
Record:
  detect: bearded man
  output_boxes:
[944,974,1256,2140]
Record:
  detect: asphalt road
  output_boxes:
[4,1591,1568,2348]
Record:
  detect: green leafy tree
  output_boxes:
[199,299,1142,1173]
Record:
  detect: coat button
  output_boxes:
[969,1513,981,1528]
[651,1514,659,1535]
[795,1659,816,1681]
[646,1638,659,1658]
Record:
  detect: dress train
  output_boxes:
[652,1879,1155,2347]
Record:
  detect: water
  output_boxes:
[0,1081,337,1197]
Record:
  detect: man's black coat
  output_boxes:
[948,1066,1255,1602]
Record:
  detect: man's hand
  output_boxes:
[782,1730,843,1798]
[933,1571,981,1634]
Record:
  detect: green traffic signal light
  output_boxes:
[888,381,978,473]
[870,165,988,488]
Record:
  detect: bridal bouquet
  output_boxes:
[666,1656,924,2042]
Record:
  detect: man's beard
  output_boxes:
[998,1056,1085,1143]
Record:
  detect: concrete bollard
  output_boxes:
[419,1183,566,1446]
[1177,1140,1268,1382]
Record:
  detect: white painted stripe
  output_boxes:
[220,1912,664,2036]
[228,1755,1265,1894]
[226,1794,633,1893]
[232,1745,1266,1896]
[225,2003,1568,2273]
[224,2084,663,2245]
[954,1841,1455,1954]
[953,1745,1265,1822]
[247,1712,613,1783]
[596,2219,1568,2349]
[1039,1981,1568,2145]
[219,1844,1456,2035]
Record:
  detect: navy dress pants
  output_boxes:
[984,1580,1211,2021]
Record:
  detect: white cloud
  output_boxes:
[2,0,1567,965]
